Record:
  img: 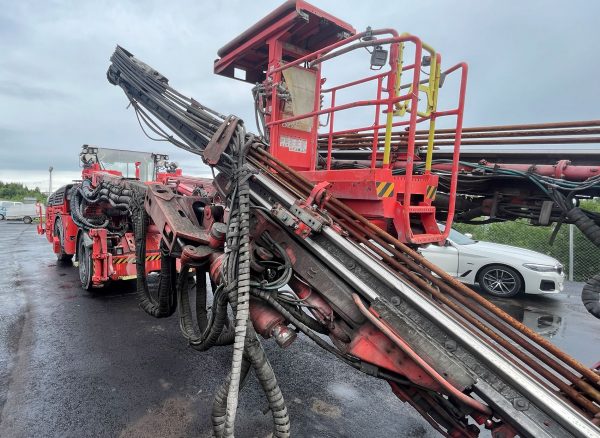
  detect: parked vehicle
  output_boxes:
[5,202,43,223]
[419,226,565,297]
[40,145,184,289]
[0,200,19,220]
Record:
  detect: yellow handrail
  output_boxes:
[425,59,441,172]
[381,35,440,170]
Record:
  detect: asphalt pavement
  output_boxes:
[0,221,598,437]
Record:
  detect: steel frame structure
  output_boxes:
[214,0,467,244]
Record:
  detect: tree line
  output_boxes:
[0,181,46,203]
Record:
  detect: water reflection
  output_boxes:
[488,299,563,338]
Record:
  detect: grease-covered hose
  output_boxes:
[568,207,600,318]
[177,267,234,350]
[131,189,176,318]
[582,274,600,319]
[222,131,253,437]
[211,325,291,438]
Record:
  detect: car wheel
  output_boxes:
[54,218,73,262]
[23,216,32,224]
[478,264,522,298]
[0,214,5,221]
[78,235,94,291]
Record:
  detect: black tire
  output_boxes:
[54,218,73,262]
[0,214,5,221]
[78,235,94,291]
[23,216,32,224]
[478,264,523,298]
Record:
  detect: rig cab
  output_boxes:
[215,0,467,244]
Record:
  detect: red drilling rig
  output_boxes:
[42,1,600,436]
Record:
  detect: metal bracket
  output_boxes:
[145,184,210,253]
[303,180,331,210]
[271,201,328,238]
[203,115,239,165]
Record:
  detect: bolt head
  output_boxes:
[444,339,457,352]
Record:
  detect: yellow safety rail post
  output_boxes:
[425,57,441,173]
[384,37,440,170]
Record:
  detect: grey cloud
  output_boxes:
[0,0,599,185]
[0,81,70,101]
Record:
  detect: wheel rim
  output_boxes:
[482,269,517,295]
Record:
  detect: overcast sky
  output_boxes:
[1,0,599,192]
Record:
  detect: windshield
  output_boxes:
[438,224,477,245]
[96,148,155,181]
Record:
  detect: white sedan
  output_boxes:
[419,227,565,297]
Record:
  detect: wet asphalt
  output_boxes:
[0,221,598,438]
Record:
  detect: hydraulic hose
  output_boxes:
[582,275,600,319]
[568,207,600,247]
[220,129,254,437]
[211,325,291,438]
[132,189,176,318]
[568,207,600,319]
[212,356,252,437]
[177,267,234,350]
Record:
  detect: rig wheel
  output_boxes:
[54,218,73,262]
[23,216,32,224]
[478,264,522,298]
[78,235,94,291]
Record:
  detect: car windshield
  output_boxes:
[96,148,155,181]
[438,224,477,245]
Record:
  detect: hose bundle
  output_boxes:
[69,179,133,233]
[568,207,600,318]
[108,46,291,436]
[130,186,178,318]
[177,267,234,350]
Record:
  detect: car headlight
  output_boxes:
[523,263,562,273]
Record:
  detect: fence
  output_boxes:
[453,221,599,282]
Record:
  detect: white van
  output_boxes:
[4,202,43,223]
[0,200,18,220]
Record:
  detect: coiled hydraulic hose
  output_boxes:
[568,207,600,318]
[131,188,177,318]
[177,267,234,350]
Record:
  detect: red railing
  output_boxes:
[266,27,468,243]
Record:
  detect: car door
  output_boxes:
[418,240,460,277]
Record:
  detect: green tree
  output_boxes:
[0,181,46,203]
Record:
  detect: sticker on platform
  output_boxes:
[376,181,395,197]
[425,185,437,200]
[280,136,307,153]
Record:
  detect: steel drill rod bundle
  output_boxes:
[317,122,600,150]
[247,148,600,415]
